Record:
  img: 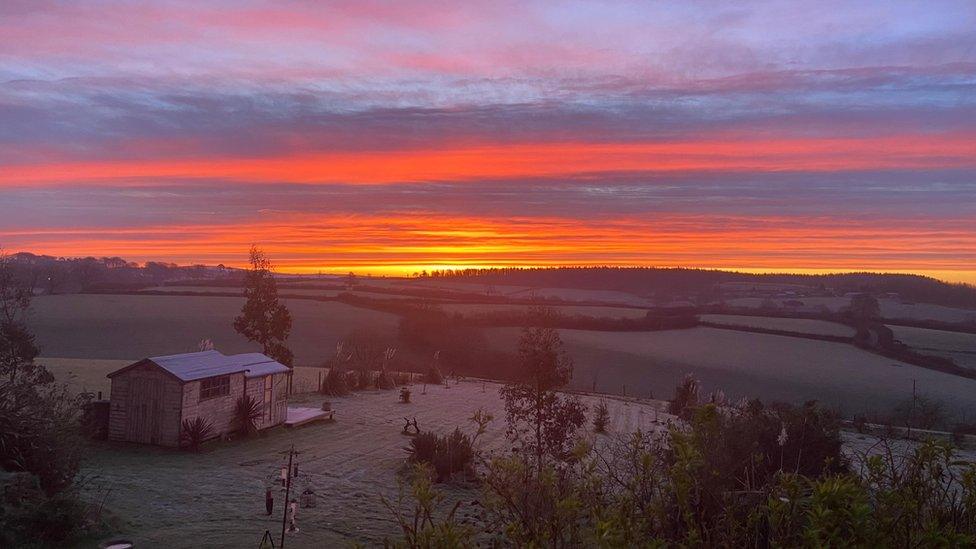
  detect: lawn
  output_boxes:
[27,294,398,367]
[888,325,976,369]
[485,327,976,417]
[79,381,667,547]
[700,314,855,337]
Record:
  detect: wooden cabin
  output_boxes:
[106,350,290,446]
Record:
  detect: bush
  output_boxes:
[425,365,443,385]
[399,387,411,403]
[376,368,396,390]
[668,373,700,419]
[405,429,475,482]
[891,395,948,430]
[592,400,610,433]
[320,365,350,396]
[381,463,474,547]
[355,368,372,390]
[180,417,214,451]
[0,478,94,547]
[391,399,976,547]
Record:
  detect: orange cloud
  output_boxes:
[3,134,975,187]
[6,212,976,283]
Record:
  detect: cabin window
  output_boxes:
[199,376,230,401]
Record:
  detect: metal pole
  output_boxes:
[280,445,294,548]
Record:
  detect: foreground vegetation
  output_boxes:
[1,253,106,546]
[389,326,976,547]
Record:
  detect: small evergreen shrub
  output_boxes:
[399,387,412,403]
[425,365,443,385]
[320,366,350,396]
[376,368,396,390]
[668,373,700,419]
[592,400,610,433]
[355,368,372,390]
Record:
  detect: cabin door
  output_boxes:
[125,378,165,444]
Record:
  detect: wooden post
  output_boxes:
[280,445,295,548]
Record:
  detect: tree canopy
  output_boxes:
[233,246,293,366]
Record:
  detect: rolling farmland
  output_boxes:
[27,294,397,367]
[486,326,976,417]
[889,325,976,369]
[699,314,855,337]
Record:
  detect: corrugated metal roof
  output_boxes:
[142,350,290,382]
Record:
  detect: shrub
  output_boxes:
[381,463,474,547]
[668,373,700,419]
[233,394,262,436]
[0,479,94,547]
[180,417,214,451]
[891,395,947,430]
[592,400,610,433]
[376,368,396,390]
[355,368,372,390]
[320,365,350,396]
[405,428,475,482]
[425,365,443,385]
[399,387,411,403]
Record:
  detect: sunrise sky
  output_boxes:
[1,1,975,281]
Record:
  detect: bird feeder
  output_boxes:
[300,488,316,508]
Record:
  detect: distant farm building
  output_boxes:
[106,351,290,446]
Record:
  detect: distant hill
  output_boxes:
[427,267,976,309]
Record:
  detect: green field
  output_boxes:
[888,325,976,369]
[486,326,976,417]
[700,314,855,337]
[28,294,397,367]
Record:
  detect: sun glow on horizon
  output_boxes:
[2,1,974,286]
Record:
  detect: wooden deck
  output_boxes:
[284,407,334,428]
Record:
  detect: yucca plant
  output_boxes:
[180,417,214,451]
[234,394,263,436]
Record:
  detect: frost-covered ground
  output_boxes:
[83,380,670,548]
[80,378,976,548]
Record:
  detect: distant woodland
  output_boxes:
[4,252,976,310]
[428,267,976,309]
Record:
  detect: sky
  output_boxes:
[1,1,975,281]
